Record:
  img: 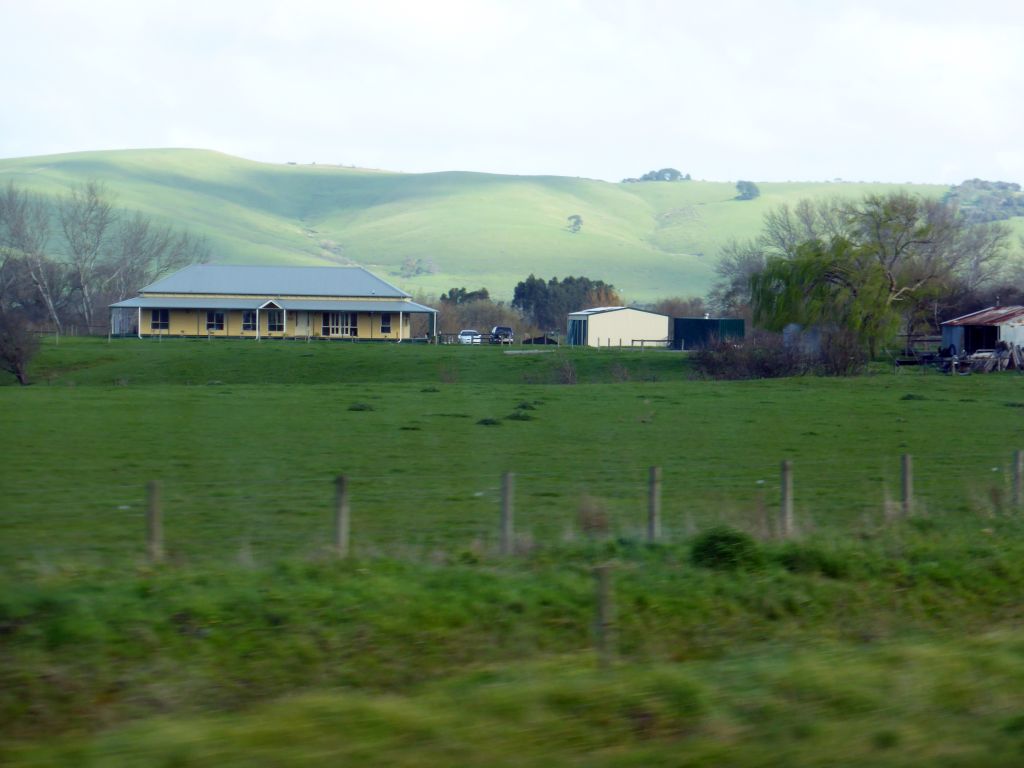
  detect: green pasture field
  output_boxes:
[4,337,1024,569]
[0,150,956,301]
[3,338,1024,765]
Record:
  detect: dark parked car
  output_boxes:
[490,326,514,344]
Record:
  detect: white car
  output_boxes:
[458,329,482,344]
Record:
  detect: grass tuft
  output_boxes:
[691,526,762,571]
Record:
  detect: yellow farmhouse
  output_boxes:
[110,264,438,341]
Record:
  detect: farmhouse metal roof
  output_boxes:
[941,306,1024,326]
[274,299,436,313]
[111,297,436,313]
[138,264,410,299]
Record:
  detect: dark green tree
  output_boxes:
[440,286,490,305]
[512,275,620,330]
[735,180,760,200]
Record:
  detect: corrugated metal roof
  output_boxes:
[111,297,262,310]
[567,306,668,318]
[942,306,1024,326]
[277,299,436,313]
[138,264,410,298]
[111,297,436,313]
[568,306,625,316]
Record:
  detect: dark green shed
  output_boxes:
[671,317,745,350]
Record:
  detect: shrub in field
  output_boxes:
[818,327,868,376]
[772,541,850,579]
[692,329,867,379]
[556,357,578,384]
[577,494,610,537]
[691,332,810,380]
[690,526,762,570]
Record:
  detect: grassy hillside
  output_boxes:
[0,149,958,302]
[3,339,1024,765]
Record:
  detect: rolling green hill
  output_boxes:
[0,149,975,302]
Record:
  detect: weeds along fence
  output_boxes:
[3,450,1023,570]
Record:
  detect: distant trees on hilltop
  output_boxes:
[944,179,1024,224]
[621,168,691,183]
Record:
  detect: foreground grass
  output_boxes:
[10,641,1024,767]
[3,520,1024,764]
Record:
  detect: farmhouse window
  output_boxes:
[322,312,358,337]
[380,313,392,334]
[266,309,284,332]
[206,311,225,331]
[242,311,257,332]
[151,309,169,330]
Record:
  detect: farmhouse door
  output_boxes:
[293,311,310,337]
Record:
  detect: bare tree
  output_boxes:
[760,198,847,258]
[0,182,68,332]
[105,212,210,303]
[707,239,766,314]
[59,181,115,330]
[652,296,706,317]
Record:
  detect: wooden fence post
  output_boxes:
[901,454,913,517]
[1012,450,1023,509]
[501,471,515,555]
[780,460,794,538]
[334,475,350,558]
[647,466,662,543]
[593,564,615,668]
[146,480,163,563]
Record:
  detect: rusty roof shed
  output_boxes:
[941,306,1024,355]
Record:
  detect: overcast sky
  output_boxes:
[3,0,1022,184]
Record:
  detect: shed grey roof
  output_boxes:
[138,264,410,298]
[568,306,669,318]
[111,297,436,314]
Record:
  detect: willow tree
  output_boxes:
[751,238,896,359]
[749,192,1009,358]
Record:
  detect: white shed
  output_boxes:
[566,307,670,348]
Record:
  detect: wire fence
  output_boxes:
[3,448,1022,571]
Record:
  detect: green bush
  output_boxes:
[690,526,762,571]
[773,542,850,579]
